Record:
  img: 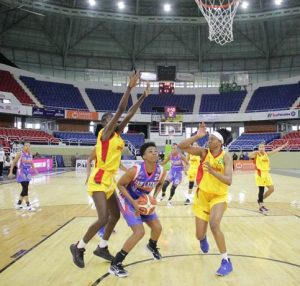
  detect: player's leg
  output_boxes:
[94,191,120,261]
[160,179,170,201]
[144,216,162,260]
[167,171,182,205]
[110,220,145,277]
[70,191,109,268]
[209,202,232,276]
[16,182,26,209]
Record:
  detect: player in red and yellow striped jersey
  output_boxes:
[185,142,201,205]
[70,73,152,269]
[249,141,288,214]
[179,123,233,277]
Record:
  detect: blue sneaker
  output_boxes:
[98,226,105,238]
[200,236,209,253]
[216,258,233,276]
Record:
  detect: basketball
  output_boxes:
[137,194,157,215]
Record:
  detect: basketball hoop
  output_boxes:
[195,0,240,45]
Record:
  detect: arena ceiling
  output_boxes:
[0,0,300,75]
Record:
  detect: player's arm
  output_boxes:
[119,162,128,172]
[117,167,140,212]
[178,122,207,156]
[160,154,170,166]
[153,170,167,198]
[118,82,150,132]
[248,151,258,159]
[85,147,96,185]
[267,142,288,156]
[102,71,140,140]
[204,153,233,186]
[8,152,21,177]
[30,158,38,174]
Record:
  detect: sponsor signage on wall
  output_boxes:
[0,102,32,115]
[32,107,65,118]
[65,110,99,121]
[266,110,298,119]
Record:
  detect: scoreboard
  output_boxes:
[159,82,174,95]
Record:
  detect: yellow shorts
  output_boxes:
[192,189,228,222]
[87,168,116,199]
[255,171,273,187]
[187,167,198,182]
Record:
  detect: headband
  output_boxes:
[212,131,224,144]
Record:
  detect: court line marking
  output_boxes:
[92,253,300,285]
[0,217,76,274]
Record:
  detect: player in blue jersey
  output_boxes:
[109,142,166,277]
[160,143,188,205]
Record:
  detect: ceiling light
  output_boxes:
[164,3,171,12]
[241,1,249,9]
[118,1,125,10]
[274,0,283,6]
[88,0,96,7]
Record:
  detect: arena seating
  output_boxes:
[0,128,58,145]
[246,83,300,112]
[86,89,133,111]
[229,132,280,151]
[53,131,144,149]
[54,131,96,145]
[267,131,300,151]
[199,91,247,113]
[20,76,88,110]
[0,70,34,105]
[139,94,195,113]
[0,137,11,152]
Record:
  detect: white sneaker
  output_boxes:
[167,201,172,206]
[158,196,166,202]
[15,204,23,210]
[27,205,36,212]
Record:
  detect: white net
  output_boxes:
[195,0,240,45]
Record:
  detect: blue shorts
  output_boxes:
[117,195,158,227]
[167,168,182,186]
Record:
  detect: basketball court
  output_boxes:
[0,169,299,286]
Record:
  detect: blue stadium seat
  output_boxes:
[20,76,88,110]
[246,83,300,112]
[199,91,247,113]
[229,133,280,151]
[139,94,195,113]
[86,89,133,111]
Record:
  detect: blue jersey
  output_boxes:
[16,151,32,183]
[170,153,183,171]
[126,162,164,200]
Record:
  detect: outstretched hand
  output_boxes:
[143,81,151,97]
[128,71,140,88]
[197,122,206,137]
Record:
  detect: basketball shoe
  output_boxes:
[147,243,162,260]
[93,246,114,262]
[70,243,85,268]
[109,263,128,278]
[216,258,233,276]
[200,236,209,253]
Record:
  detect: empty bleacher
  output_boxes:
[20,76,88,110]
[246,83,300,112]
[139,94,195,113]
[0,70,34,105]
[267,131,300,151]
[199,91,247,113]
[86,89,133,111]
[0,128,58,145]
[229,132,280,151]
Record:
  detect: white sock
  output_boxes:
[221,252,229,261]
[99,238,108,248]
[77,239,86,249]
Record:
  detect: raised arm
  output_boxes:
[204,153,233,186]
[178,122,207,156]
[102,71,140,140]
[118,82,151,132]
[267,142,288,155]
[248,151,258,159]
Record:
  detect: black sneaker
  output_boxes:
[109,263,128,278]
[184,198,191,205]
[147,243,162,260]
[70,243,85,268]
[93,246,114,262]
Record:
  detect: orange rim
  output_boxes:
[197,0,238,9]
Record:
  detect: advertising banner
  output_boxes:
[32,107,65,118]
[32,158,53,173]
[65,110,98,121]
[0,102,32,116]
[234,160,255,171]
